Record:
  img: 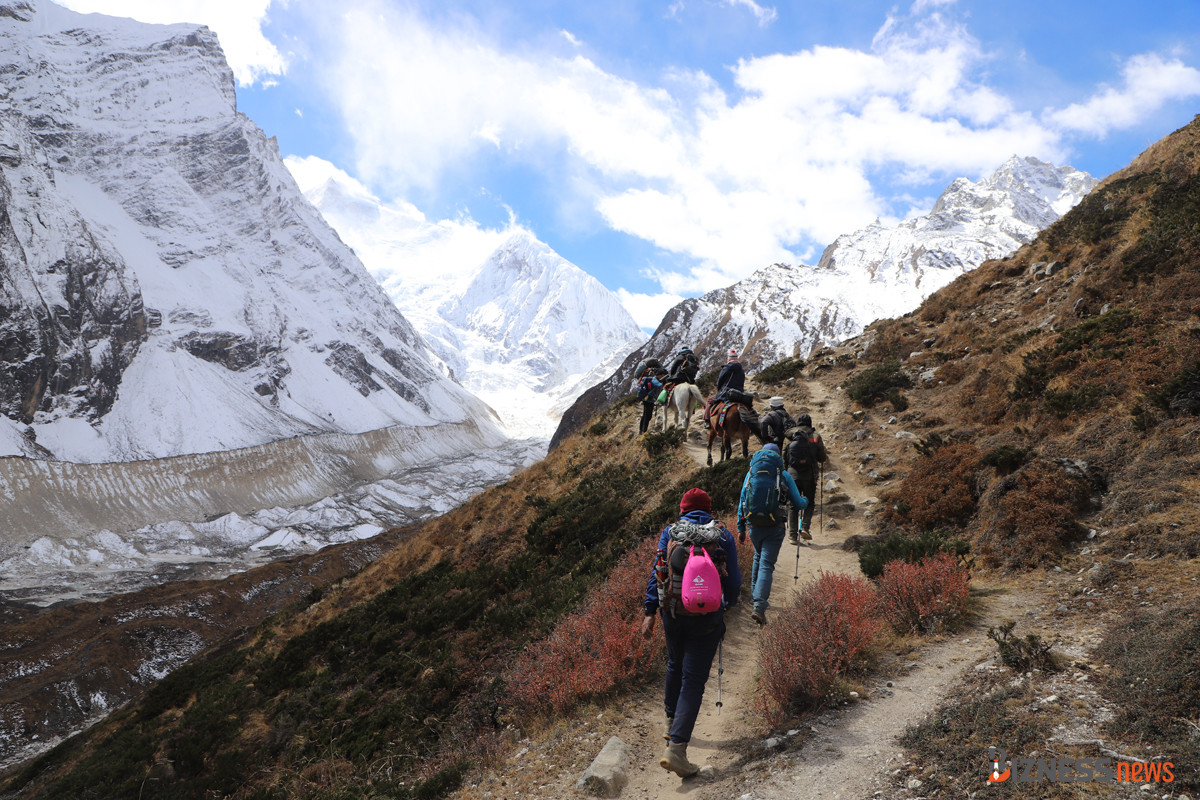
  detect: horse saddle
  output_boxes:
[715,401,737,427]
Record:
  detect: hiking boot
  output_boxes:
[659,741,699,778]
[751,608,766,626]
[799,527,813,541]
[788,534,799,545]
[664,715,674,742]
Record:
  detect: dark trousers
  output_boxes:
[661,609,725,744]
[787,467,817,538]
[640,400,656,433]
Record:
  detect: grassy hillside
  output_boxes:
[1,400,747,799]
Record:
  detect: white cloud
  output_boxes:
[316,5,1091,295]
[57,0,286,85]
[1048,53,1200,137]
[616,289,685,331]
[726,0,777,26]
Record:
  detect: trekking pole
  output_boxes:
[819,463,825,538]
[794,534,800,582]
[715,639,724,714]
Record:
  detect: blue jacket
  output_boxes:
[736,449,807,533]
[644,510,741,615]
[636,374,663,401]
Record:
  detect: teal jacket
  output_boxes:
[736,448,807,533]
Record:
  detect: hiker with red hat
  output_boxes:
[641,487,740,779]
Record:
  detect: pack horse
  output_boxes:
[660,383,705,433]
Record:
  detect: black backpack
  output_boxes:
[786,428,820,476]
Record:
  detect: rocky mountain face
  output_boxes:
[0,0,499,464]
[0,1,549,606]
[291,162,644,441]
[551,156,1097,448]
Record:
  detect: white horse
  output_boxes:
[660,383,706,433]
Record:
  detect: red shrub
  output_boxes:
[875,552,970,634]
[883,442,983,531]
[504,537,664,718]
[756,572,882,725]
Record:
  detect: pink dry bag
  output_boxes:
[681,544,722,613]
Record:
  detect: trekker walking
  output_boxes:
[760,396,795,448]
[785,413,827,544]
[636,368,665,435]
[641,488,741,778]
[736,443,807,625]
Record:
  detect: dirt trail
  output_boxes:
[614,376,1028,800]
[620,377,879,798]
[457,375,1038,800]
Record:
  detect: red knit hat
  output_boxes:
[679,488,712,514]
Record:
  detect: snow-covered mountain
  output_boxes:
[552,156,1097,447]
[0,0,500,464]
[0,0,545,603]
[288,158,644,440]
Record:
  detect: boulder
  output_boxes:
[576,736,630,797]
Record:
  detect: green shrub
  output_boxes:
[845,361,911,407]
[979,445,1034,475]
[1042,383,1106,418]
[859,529,969,579]
[1149,359,1200,416]
[642,426,685,457]
[755,357,806,384]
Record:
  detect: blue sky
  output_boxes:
[60,0,1200,327]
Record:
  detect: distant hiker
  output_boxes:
[636,368,666,435]
[666,347,700,385]
[641,488,741,778]
[736,443,807,625]
[784,413,827,544]
[706,348,746,427]
[760,397,795,448]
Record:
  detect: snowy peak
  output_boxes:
[0,0,501,462]
[291,162,644,440]
[443,231,642,386]
[932,155,1096,227]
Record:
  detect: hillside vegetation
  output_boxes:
[5,117,1200,799]
[1,396,750,799]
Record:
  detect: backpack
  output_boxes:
[786,428,820,476]
[744,448,784,526]
[635,357,663,379]
[658,519,727,616]
[637,376,655,401]
[680,353,699,381]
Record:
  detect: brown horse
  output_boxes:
[706,402,755,465]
